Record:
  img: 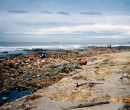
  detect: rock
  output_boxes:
[14,63,19,68]
[0,89,11,95]
[110,62,114,66]
[26,78,32,81]
[19,70,28,74]
[122,78,130,83]
[9,63,15,68]
[88,58,98,62]
[41,59,45,63]
[123,73,127,77]
[25,106,31,110]
[19,70,23,74]
[37,65,41,70]
[61,67,70,73]
[45,73,51,77]
[123,103,130,110]
[23,70,29,74]
[2,97,8,101]
[123,73,130,78]
[72,64,82,69]
[33,63,37,66]
[49,65,58,68]
[95,66,100,68]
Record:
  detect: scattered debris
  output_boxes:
[25,94,42,101]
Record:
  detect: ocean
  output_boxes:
[0,41,130,57]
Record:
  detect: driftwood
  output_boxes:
[76,82,103,87]
[63,101,109,110]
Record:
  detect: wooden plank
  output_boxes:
[63,101,110,110]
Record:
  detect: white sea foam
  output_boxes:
[0,45,82,52]
[0,44,130,53]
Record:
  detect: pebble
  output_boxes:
[24,105,31,110]
[2,97,8,101]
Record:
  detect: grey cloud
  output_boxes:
[8,10,27,13]
[82,31,125,36]
[56,11,70,15]
[80,11,102,15]
[40,11,53,14]
[15,21,87,26]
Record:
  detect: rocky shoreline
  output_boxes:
[1,47,129,110]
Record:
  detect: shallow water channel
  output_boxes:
[0,89,32,105]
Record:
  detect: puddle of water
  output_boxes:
[110,73,123,83]
[0,89,32,105]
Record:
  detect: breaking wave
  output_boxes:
[0,45,83,53]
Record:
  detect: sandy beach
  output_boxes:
[0,47,130,110]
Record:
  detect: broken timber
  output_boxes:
[76,82,103,87]
[64,101,109,110]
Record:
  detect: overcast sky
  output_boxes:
[0,0,130,42]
